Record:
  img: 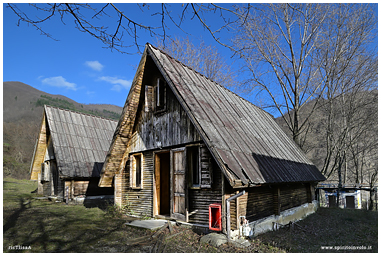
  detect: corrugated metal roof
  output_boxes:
[148,44,325,185]
[44,105,118,178]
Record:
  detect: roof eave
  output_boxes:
[29,108,49,180]
[99,45,149,187]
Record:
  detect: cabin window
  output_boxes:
[154,78,166,113]
[130,153,143,189]
[187,146,200,188]
[145,85,153,112]
[187,145,212,189]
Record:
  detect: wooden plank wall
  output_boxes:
[114,173,123,207]
[41,166,64,198]
[128,60,202,154]
[279,183,309,212]
[42,180,52,196]
[73,181,89,196]
[226,186,274,230]
[120,147,223,224]
[63,180,88,198]
[121,151,154,217]
[188,161,222,226]
[227,183,312,230]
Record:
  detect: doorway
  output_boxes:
[328,195,337,207]
[346,196,355,209]
[154,152,170,216]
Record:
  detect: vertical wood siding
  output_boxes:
[128,60,201,154]
[73,181,89,196]
[238,186,275,225]
[114,173,123,207]
[279,183,309,211]
[226,183,312,230]
[122,151,154,217]
[188,161,222,226]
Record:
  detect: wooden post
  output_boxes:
[71,180,74,199]
[227,199,231,239]
[221,176,226,234]
[65,186,69,204]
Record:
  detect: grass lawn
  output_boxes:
[3,178,378,253]
[254,206,378,253]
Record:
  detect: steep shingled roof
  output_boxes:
[30,105,118,179]
[99,43,325,187]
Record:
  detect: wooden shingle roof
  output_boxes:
[99,43,325,187]
[30,105,118,179]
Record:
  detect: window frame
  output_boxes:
[187,146,201,189]
[130,153,144,189]
[154,78,167,114]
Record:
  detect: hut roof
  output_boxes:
[30,105,118,179]
[99,43,325,187]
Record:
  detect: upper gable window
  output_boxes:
[154,78,166,113]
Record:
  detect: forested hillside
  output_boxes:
[3,81,123,179]
[3,81,377,186]
[275,90,378,186]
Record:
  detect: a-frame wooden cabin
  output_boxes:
[99,43,325,236]
[30,105,117,201]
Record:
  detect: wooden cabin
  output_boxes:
[30,105,117,201]
[99,43,325,236]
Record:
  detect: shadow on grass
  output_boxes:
[3,199,138,253]
[3,197,30,233]
[18,218,125,253]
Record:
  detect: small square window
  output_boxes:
[130,153,143,189]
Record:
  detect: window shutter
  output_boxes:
[129,155,134,188]
[145,85,153,112]
[158,79,165,107]
[199,146,212,188]
[153,85,158,111]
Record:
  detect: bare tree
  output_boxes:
[6,3,231,55]
[156,37,236,88]
[305,51,377,190]
[7,3,378,186]
[7,3,177,54]
[231,3,377,149]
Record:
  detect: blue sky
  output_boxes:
[3,3,236,108]
[5,3,376,116]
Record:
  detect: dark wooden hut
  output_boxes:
[99,43,325,236]
[30,105,117,201]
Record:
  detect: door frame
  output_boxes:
[153,150,171,217]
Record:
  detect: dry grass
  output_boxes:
[3,178,377,253]
[256,207,378,253]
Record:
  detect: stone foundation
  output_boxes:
[231,200,318,238]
